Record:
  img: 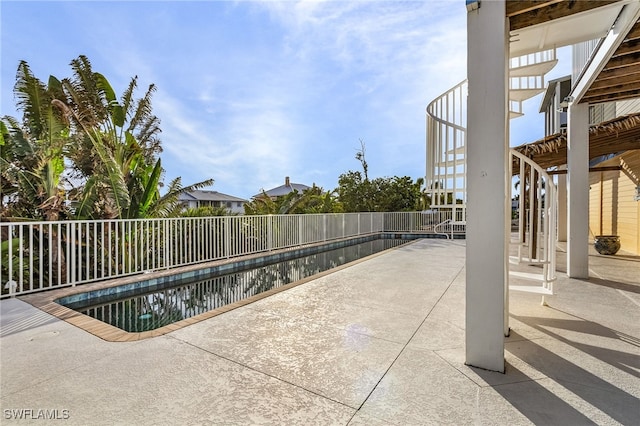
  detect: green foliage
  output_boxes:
[0,239,23,285]
[1,62,70,220]
[336,170,372,212]
[336,140,425,212]
[336,172,423,212]
[151,177,215,218]
[180,206,233,217]
[243,192,277,215]
[244,185,341,215]
[373,176,423,212]
[2,56,213,220]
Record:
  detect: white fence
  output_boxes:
[1,211,459,298]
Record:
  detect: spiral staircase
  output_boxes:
[425,48,559,298]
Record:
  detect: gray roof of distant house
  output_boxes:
[253,182,311,199]
[179,190,248,203]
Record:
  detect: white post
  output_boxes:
[465,0,507,373]
[557,168,567,242]
[567,102,590,278]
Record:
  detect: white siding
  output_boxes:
[572,39,601,83]
[616,99,640,116]
[589,102,616,125]
[589,152,640,255]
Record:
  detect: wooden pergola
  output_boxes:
[512,112,640,172]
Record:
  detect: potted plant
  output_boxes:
[594,235,621,255]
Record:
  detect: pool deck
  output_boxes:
[1,238,639,425]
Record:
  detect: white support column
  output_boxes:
[557,168,567,242]
[465,0,507,373]
[567,102,590,278]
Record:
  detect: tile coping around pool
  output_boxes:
[18,233,425,342]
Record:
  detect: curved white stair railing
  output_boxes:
[426,80,467,220]
[510,149,558,302]
[426,49,559,300]
[425,49,557,222]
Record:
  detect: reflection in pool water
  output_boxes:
[63,238,409,332]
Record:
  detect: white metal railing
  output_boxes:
[433,219,467,240]
[510,75,544,91]
[509,49,556,70]
[384,210,460,232]
[426,48,559,299]
[510,100,523,116]
[426,49,558,213]
[426,80,467,212]
[510,149,558,298]
[0,212,449,298]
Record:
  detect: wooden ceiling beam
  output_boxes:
[612,39,640,57]
[590,72,640,90]
[596,65,640,81]
[591,137,640,148]
[509,1,621,31]
[590,140,640,158]
[601,51,640,70]
[583,80,640,98]
[549,166,625,175]
[582,89,640,103]
[623,22,640,41]
[506,1,564,17]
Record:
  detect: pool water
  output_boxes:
[61,238,410,332]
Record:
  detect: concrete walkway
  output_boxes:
[1,239,638,425]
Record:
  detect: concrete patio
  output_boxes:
[1,238,638,425]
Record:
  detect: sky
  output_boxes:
[1,0,571,200]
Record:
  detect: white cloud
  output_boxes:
[110,1,468,196]
[156,85,300,194]
[2,0,471,198]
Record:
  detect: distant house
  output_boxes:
[178,190,248,215]
[253,177,311,200]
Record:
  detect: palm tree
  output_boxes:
[54,55,212,219]
[54,56,159,219]
[1,61,69,221]
[1,62,71,284]
[4,56,213,220]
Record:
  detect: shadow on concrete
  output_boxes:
[589,253,640,263]
[512,315,640,378]
[577,277,640,294]
[508,321,639,425]
[481,362,598,426]
[0,300,58,337]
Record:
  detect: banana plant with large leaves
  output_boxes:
[4,56,213,220]
[0,62,71,285]
[56,56,167,219]
[0,61,69,221]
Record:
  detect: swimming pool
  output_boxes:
[57,237,412,333]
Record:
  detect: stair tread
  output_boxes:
[509,284,553,295]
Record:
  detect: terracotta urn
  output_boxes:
[594,235,621,255]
